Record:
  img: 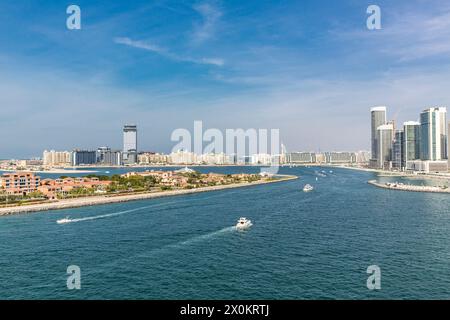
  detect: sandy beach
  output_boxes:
[0,175,298,216]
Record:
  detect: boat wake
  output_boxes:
[140,226,237,257]
[55,191,233,225]
[178,226,236,247]
[55,201,186,224]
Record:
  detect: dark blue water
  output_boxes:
[0,166,449,299]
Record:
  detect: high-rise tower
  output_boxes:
[123,124,138,164]
[370,106,387,167]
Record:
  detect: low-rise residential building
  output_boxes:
[38,177,112,199]
[0,172,41,195]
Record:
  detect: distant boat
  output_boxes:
[315,177,318,181]
[105,171,110,174]
[235,217,253,230]
[176,166,195,174]
[303,184,314,192]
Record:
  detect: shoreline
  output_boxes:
[368,179,450,194]
[0,175,298,216]
[0,169,98,174]
[323,165,450,181]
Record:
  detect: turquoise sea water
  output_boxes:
[0,166,449,299]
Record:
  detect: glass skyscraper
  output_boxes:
[377,123,394,169]
[392,130,404,169]
[370,106,387,167]
[420,107,447,161]
[403,121,420,167]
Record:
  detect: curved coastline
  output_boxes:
[0,175,298,216]
[368,179,450,194]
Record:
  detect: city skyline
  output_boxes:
[3,1,450,158]
[370,105,448,172]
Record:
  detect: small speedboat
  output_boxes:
[57,216,71,224]
[236,217,253,230]
[303,184,314,192]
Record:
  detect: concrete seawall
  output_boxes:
[0,175,298,216]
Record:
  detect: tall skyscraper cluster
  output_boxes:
[370,106,449,172]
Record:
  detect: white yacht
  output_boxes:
[303,184,314,192]
[236,217,253,230]
[57,216,72,224]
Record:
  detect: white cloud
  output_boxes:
[114,37,224,66]
[334,7,450,62]
[114,37,166,55]
[191,3,222,44]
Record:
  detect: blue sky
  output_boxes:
[1,0,450,158]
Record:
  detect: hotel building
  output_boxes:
[71,150,97,166]
[287,152,316,164]
[43,150,72,167]
[97,147,122,166]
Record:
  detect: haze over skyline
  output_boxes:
[2,0,450,158]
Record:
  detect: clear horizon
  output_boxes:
[2,1,450,158]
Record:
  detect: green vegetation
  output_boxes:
[0,171,264,205]
[57,187,95,199]
[85,174,111,181]
[0,191,46,205]
[107,175,158,193]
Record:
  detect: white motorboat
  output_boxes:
[236,217,253,230]
[57,216,72,224]
[303,184,314,192]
